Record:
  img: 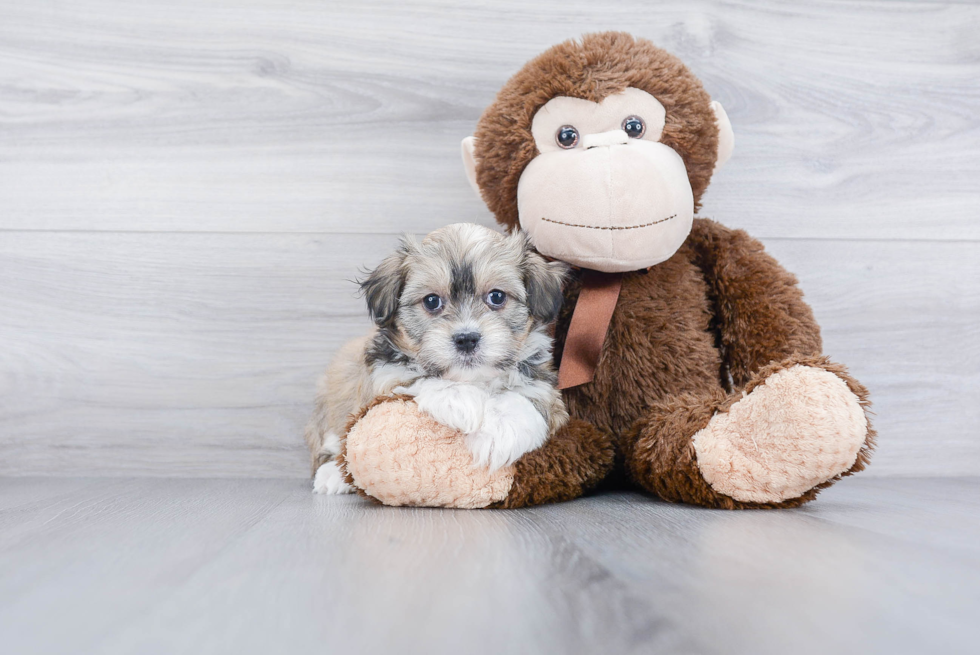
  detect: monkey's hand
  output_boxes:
[466,391,549,472]
[397,378,489,435]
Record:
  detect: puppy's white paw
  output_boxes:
[466,391,549,472]
[313,461,354,495]
[322,430,342,457]
[402,378,489,434]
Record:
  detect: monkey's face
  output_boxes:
[463,33,735,273]
[516,88,701,273]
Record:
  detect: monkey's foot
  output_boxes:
[693,364,869,503]
[344,399,515,508]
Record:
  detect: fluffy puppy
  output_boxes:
[305,223,569,494]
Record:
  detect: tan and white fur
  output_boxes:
[305,223,569,494]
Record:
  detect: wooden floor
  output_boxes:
[1,476,977,654]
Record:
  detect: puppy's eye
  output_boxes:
[622,116,645,139]
[556,125,579,149]
[422,294,443,312]
[486,289,506,308]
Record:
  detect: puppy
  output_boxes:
[305,223,569,494]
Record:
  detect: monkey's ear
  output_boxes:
[711,101,735,172]
[360,246,409,328]
[461,136,482,197]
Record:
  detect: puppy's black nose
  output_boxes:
[453,332,481,353]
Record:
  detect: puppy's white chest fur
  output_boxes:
[399,378,548,471]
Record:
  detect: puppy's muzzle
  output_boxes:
[453,331,481,354]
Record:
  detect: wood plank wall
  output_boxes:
[1,0,977,477]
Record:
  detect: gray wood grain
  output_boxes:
[1,0,978,477]
[0,0,977,240]
[1,476,977,655]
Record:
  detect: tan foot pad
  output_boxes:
[344,399,514,508]
[693,365,868,503]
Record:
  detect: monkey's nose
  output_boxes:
[453,331,481,353]
[581,129,630,149]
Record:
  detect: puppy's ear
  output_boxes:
[517,231,569,324]
[360,239,412,328]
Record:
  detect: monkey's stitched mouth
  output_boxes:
[540,215,676,230]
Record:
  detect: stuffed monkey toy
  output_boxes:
[330,32,874,509]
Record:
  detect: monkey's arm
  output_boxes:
[687,218,822,386]
[490,418,615,508]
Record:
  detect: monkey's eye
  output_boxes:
[622,116,646,139]
[556,125,579,149]
[486,289,506,308]
[422,294,443,312]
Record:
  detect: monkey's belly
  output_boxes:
[560,256,724,440]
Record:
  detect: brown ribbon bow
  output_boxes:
[556,269,623,390]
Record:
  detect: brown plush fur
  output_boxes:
[548,219,875,507]
[467,32,875,508]
[492,419,616,508]
[554,232,723,445]
[474,32,719,230]
[550,216,817,445]
[548,219,874,506]
[688,220,823,385]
